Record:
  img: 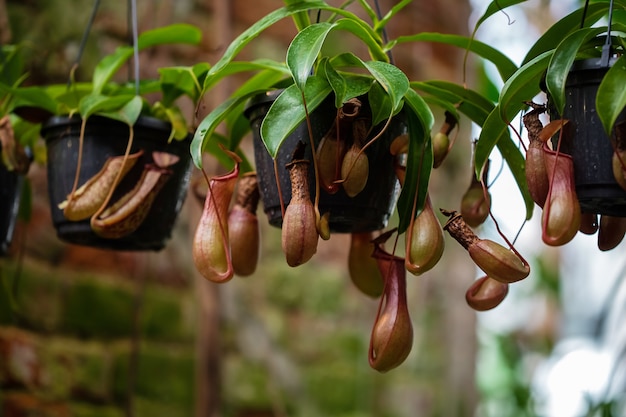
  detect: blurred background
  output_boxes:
[1,0,625,416]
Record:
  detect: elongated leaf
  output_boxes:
[394,33,518,81]
[286,17,390,93]
[93,24,202,95]
[498,51,552,122]
[368,82,394,127]
[403,88,434,131]
[203,59,290,93]
[78,94,136,119]
[523,3,609,64]
[412,81,493,126]
[287,22,335,91]
[396,106,431,234]
[321,58,348,107]
[597,55,626,135]
[260,76,332,157]
[395,89,435,233]
[546,27,605,115]
[191,91,261,168]
[159,63,210,106]
[203,1,384,92]
[376,0,412,32]
[496,129,533,220]
[362,60,409,112]
[98,95,143,125]
[8,86,59,115]
[475,106,534,220]
[426,80,495,113]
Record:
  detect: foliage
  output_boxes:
[192,0,626,230]
[7,24,205,140]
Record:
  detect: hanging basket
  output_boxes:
[0,163,22,257]
[42,115,192,251]
[244,90,405,233]
[552,57,626,216]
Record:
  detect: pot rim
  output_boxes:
[570,56,620,72]
[41,114,175,135]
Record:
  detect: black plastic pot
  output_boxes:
[554,57,626,216]
[0,162,22,257]
[245,90,405,233]
[41,115,192,251]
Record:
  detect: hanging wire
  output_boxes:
[68,0,101,88]
[600,0,616,67]
[373,0,394,65]
[129,0,140,95]
[580,0,590,29]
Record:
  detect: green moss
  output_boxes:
[69,402,124,417]
[0,261,61,331]
[139,288,192,342]
[43,339,113,401]
[111,343,194,411]
[61,280,134,339]
[222,356,274,410]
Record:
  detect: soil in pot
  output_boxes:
[553,57,626,216]
[245,90,405,233]
[41,115,192,251]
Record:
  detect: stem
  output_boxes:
[300,90,322,223]
[67,119,88,205]
[91,125,136,219]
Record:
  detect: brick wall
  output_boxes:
[0,255,197,417]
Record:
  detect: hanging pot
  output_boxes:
[0,162,22,257]
[244,90,405,233]
[552,57,626,216]
[41,115,192,251]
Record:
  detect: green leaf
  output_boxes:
[260,76,332,158]
[321,58,347,108]
[497,51,552,123]
[412,81,493,126]
[546,27,605,115]
[496,129,534,220]
[287,22,335,91]
[204,1,328,86]
[362,60,409,112]
[78,94,136,119]
[191,91,261,168]
[597,55,626,135]
[393,32,518,81]
[8,86,59,115]
[202,2,387,93]
[93,24,202,95]
[396,106,431,234]
[203,59,290,93]
[523,3,609,64]
[0,45,25,88]
[136,23,201,49]
[368,82,394,126]
[159,63,210,106]
[403,88,434,131]
[97,95,143,125]
[475,106,533,220]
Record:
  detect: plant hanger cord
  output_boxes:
[373,0,394,65]
[129,0,140,95]
[580,0,615,68]
[68,0,101,88]
[601,0,615,68]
